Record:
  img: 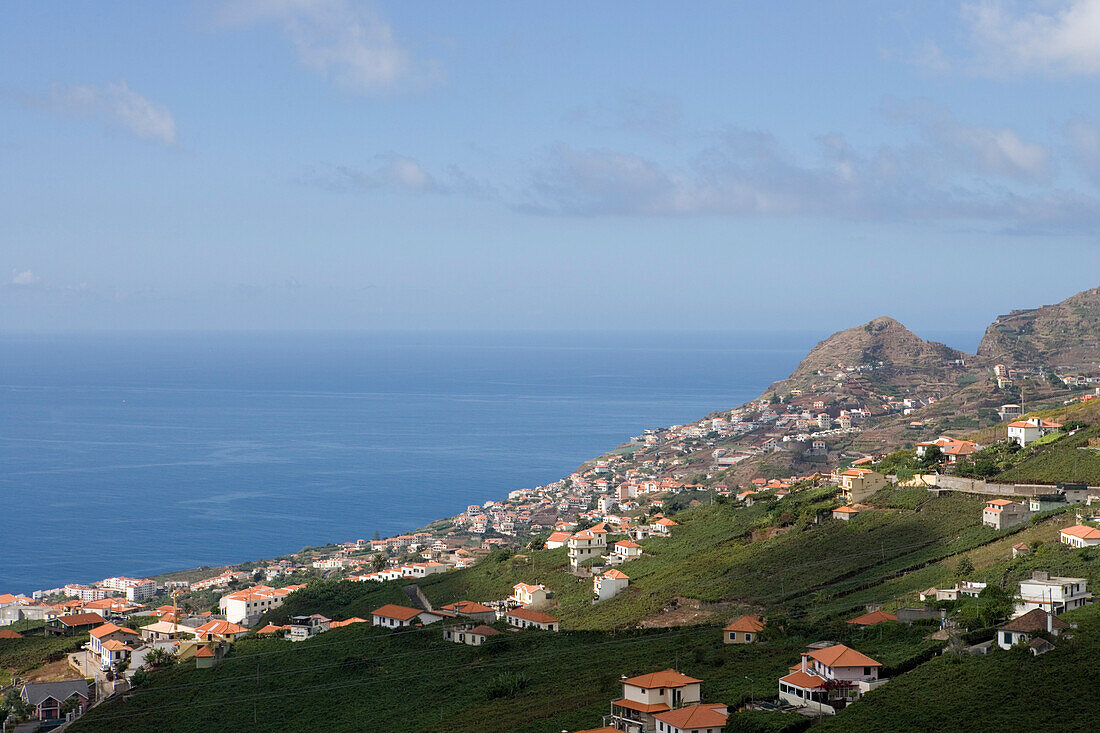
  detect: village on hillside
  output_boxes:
[4,341,1100,730]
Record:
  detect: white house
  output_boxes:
[996,609,1068,650]
[371,604,439,628]
[982,499,1031,530]
[219,584,305,626]
[608,669,702,733]
[778,644,885,714]
[511,583,550,607]
[1060,524,1100,548]
[1014,571,1091,616]
[613,540,643,560]
[100,577,158,602]
[652,704,728,733]
[594,569,629,601]
[832,506,859,521]
[567,523,608,568]
[648,517,678,535]
[1006,417,1062,447]
[544,531,571,550]
[87,623,139,670]
[505,607,559,631]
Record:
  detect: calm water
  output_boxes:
[0,330,837,593]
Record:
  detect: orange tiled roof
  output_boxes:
[507,608,559,624]
[442,601,495,615]
[372,604,421,621]
[256,624,286,634]
[329,617,368,628]
[58,613,106,627]
[654,704,727,729]
[847,610,897,626]
[724,614,765,633]
[611,698,672,714]
[808,644,881,668]
[90,623,138,639]
[193,620,248,636]
[780,669,828,689]
[1061,524,1100,540]
[621,669,702,689]
[467,624,500,636]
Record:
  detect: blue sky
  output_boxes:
[2,1,1100,341]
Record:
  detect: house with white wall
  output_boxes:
[568,523,609,568]
[608,669,702,733]
[1006,417,1062,447]
[982,499,1031,530]
[1014,571,1091,616]
[1060,524,1100,548]
[594,569,629,601]
[778,644,885,714]
[997,609,1068,650]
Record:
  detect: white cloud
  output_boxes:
[11,269,40,285]
[519,117,1093,232]
[217,0,427,92]
[964,0,1100,74]
[31,80,177,144]
[303,153,441,193]
[884,100,1052,181]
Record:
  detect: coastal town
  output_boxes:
[4,339,1100,731]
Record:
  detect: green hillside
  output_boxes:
[259,489,1001,632]
[66,487,1100,733]
[68,607,943,733]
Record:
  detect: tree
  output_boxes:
[370,553,387,572]
[60,695,83,718]
[919,445,942,469]
[372,530,381,541]
[955,557,974,577]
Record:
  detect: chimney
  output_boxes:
[1047,611,1053,634]
[801,653,808,673]
[1033,570,1049,581]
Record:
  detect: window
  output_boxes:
[864,667,871,676]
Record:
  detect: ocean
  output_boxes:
[0,329,975,594]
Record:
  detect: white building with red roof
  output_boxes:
[778,644,885,714]
[505,607,559,632]
[567,522,609,568]
[1007,417,1062,447]
[219,584,306,626]
[982,499,1031,530]
[1060,524,1100,548]
[593,569,629,602]
[608,669,703,733]
[544,531,572,549]
[653,704,728,733]
[613,540,642,560]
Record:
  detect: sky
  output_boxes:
[2,0,1100,341]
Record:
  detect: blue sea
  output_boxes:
[0,329,976,594]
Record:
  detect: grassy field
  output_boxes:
[69,611,941,733]
[0,634,84,678]
[256,490,1002,634]
[67,486,1096,732]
